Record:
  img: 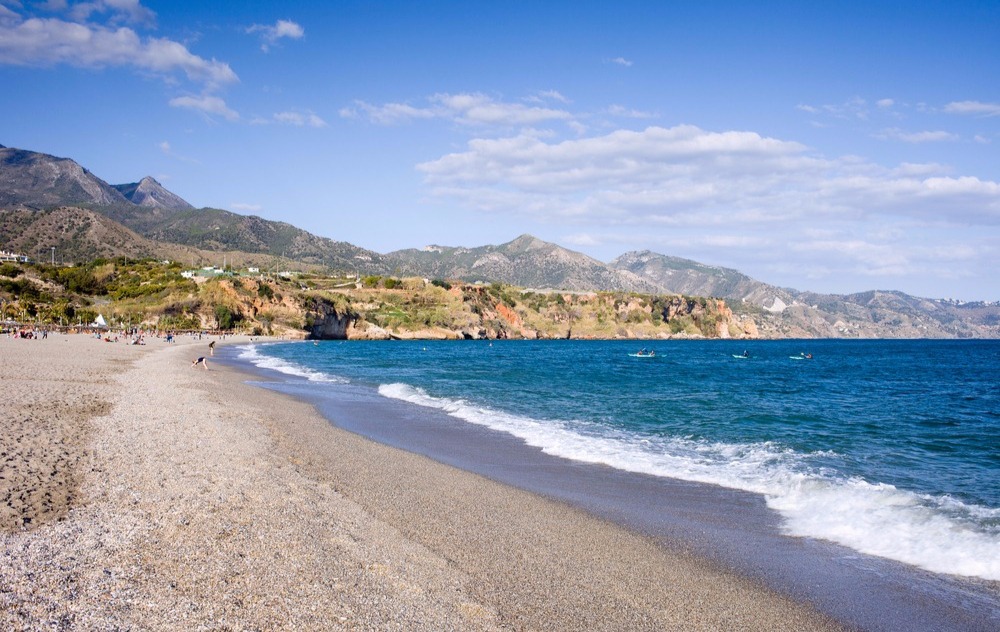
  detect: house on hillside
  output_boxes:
[181,266,232,280]
[0,250,30,263]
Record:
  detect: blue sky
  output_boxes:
[2,1,998,300]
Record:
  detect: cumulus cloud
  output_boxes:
[246,19,304,52]
[415,124,1000,230]
[609,57,633,67]
[943,100,1000,117]
[0,8,237,88]
[169,95,239,121]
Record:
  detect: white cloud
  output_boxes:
[536,90,570,104]
[798,97,870,121]
[433,92,574,126]
[341,100,436,125]
[875,128,959,143]
[943,100,1000,117]
[609,56,633,67]
[169,95,239,121]
[273,110,327,127]
[415,124,1000,230]
[787,237,987,280]
[68,0,157,26]
[876,98,895,108]
[158,140,171,153]
[246,19,304,52]
[607,104,657,119]
[0,12,237,88]
[343,92,575,128]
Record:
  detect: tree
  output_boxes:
[214,304,241,330]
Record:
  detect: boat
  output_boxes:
[628,351,657,358]
[732,354,750,359]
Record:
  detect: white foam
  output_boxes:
[378,382,1000,581]
[237,343,346,383]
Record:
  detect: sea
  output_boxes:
[229,338,1000,629]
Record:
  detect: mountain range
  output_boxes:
[1,143,997,338]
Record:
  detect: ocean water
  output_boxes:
[237,339,1000,582]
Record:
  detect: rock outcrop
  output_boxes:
[113,177,194,211]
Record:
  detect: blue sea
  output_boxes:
[235,338,1000,583]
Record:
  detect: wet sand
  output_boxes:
[1,333,842,630]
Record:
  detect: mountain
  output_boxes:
[138,206,388,273]
[386,234,664,293]
[611,250,999,338]
[0,145,388,274]
[1,143,997,338]
[0,145,130,210]
[113,176,194,211]
[0,205,203,264]
[610,250,795,308]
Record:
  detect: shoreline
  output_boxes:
[230,341,1000,631]
[0,334,849,629]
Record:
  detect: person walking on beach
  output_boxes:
[209,340,216,356]
[191,356,208,370]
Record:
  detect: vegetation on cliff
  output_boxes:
[0,258,755,340]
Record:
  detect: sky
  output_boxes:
[1,1,999,301]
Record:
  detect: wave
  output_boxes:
[378,382,1000,581]
[237,343,346,384]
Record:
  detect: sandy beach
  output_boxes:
[1,333,842,630]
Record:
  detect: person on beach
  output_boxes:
[191,356,208,370]
[209,340,216,356]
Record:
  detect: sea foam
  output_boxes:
[238,344,346,383]
[378,382,1000,581]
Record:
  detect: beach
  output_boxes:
[0,334,842,630]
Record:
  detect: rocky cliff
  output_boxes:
[300,281,757,341]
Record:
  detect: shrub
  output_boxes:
[431,279,452,290]
[214,305,242,330]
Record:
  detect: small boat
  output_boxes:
[628,351,657,358]
[732,354,750,359]
[789,353,813,360]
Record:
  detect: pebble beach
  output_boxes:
[1,333,842,630]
